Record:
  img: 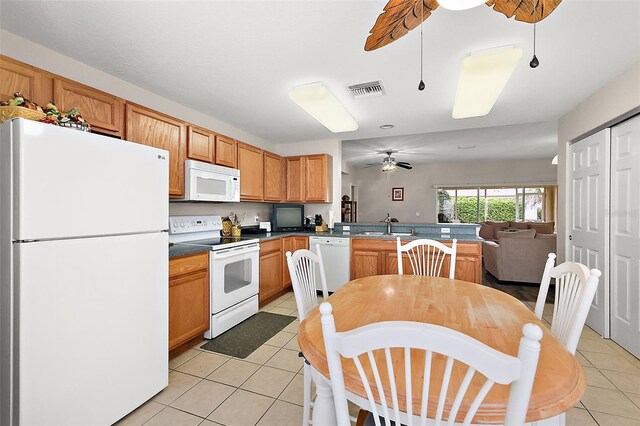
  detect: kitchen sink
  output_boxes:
[391,232,413,236]
[360,231,385,236]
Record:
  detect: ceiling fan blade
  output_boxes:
[486,0,562,23]
[364,0,439,51]
[396,162,411,166]
[396,163,413,170]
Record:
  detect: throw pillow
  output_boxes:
[528,222,555,234]
[489,221,510,239]
[479,223,493,240]
[509,221,530,230]
[497,229,536,239]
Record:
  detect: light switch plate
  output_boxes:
[343,225,350,231]
[441,227,451,234]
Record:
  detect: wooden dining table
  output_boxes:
[298,275,586,425]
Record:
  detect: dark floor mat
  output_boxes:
[200,311,297,358]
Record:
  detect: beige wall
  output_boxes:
[351,158,558,223]
[0,30,275,151]
[557,62,640,262]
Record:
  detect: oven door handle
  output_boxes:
[211,244,260,259]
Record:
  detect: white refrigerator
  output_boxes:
[0,119,169,425]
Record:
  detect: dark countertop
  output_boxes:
[168,243,211,258]
[169,231,483,258]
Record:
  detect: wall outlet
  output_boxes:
[255,215,260,222]
[441,227,451,234]
[343,225,350,231]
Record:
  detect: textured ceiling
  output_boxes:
[1,1,638,160]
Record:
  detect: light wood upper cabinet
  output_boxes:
[238,142,264,201]
[286,156,306,202]
[305,154,333,202]
[215,135,237,168]
[187,125,215,163]
[125,104,186,198]
[264,151,284,202]
[53,78,125,137]
[0,55,50,107]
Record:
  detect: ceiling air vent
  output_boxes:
[348,81,385,98]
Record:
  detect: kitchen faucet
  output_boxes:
[384,213,392,234]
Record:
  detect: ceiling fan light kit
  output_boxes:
[288,82,359,133]
[451,46,523,119]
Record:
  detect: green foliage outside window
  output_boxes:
[453,196,524,223]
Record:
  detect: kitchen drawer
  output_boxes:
[259,238,281,255]
[169,252,209,278]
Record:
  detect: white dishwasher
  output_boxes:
[309,236,351,292]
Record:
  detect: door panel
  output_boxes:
[568,129,609,336]
[610,115,640,356]
[15,232,168,425]
[14,119,168,240]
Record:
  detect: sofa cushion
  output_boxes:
[509,221,530,230]
[528,221,555,234]
[497,229,536,239]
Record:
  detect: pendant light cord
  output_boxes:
[533,0,537,55]
[417,1,426,90]
[420,2,423,80]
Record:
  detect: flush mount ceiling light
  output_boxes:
[437,0,486,11]
[288,82,358,133]
[552,155,558,165]
[380,124,395,129]
[452,46,523,119]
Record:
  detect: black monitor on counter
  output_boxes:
[272,204,304,232]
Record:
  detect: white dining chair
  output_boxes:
[320,302,543,426]
[534,253,601,354]
[396,237,457,279]
[286,246,330,426]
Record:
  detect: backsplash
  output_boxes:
[169,202,333,226]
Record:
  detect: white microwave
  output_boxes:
[177,160,240,202]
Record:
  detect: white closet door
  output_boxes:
[610,115,640,357]
[568,129,609,336]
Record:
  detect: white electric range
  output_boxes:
[169,215,260,338]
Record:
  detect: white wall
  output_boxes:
[351,158,558,223]
[169,202,272,226]
[0,30,275,151]
[277,138,342,224]
[557,62,640,262]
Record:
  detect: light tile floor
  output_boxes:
[117,291,640,426]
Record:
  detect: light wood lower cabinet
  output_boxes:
[259,239,283,303]
[169,252,210,351]
[351,238,482,284]
[282,236,310,288]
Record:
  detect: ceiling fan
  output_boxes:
[364,150,413,171]
[364,0,562,51]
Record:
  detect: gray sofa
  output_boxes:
[483,229,556,284]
